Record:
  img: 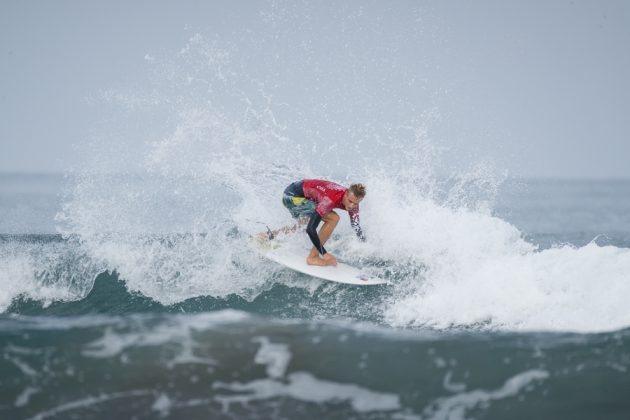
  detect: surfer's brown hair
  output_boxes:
[349,183,366,198]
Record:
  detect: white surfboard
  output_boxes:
[254,239,388,286]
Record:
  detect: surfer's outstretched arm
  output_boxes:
[256,218,309,241]
[272,217,308,237]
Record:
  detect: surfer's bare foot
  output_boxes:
[322,253,337,267]
[306,255,337,266]
[306,256,327,266]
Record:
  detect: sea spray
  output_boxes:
[4,29,630,333]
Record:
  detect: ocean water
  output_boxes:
[1,173,629,420]
[2,12,630,419]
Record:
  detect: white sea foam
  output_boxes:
[0,240,95,312]
[365,174,630,332]
[81,311,247,365]
[6,355,38,377]
[24,390,152,420]
[422,369,549,420]
[56,94,304,305]
[14,387,39,408]
[151,393,173,417]
[290,134,630,334]
[213,336,400,413]
[442,371,467,393]
[214,372,401,413]
[252,336,292,379]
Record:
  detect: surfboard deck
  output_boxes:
[253,238,388,286]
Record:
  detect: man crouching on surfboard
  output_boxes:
[282,179,366,267]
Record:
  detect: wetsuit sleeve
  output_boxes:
[349,209,366,242]
[306,212,327,255]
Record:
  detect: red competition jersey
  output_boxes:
[302,179,359,221]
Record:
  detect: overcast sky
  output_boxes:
[1,0,629,178]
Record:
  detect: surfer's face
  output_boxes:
[343,191,362,211]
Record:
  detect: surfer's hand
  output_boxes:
[322,253,337,267]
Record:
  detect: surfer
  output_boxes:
[281,179,366,267]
